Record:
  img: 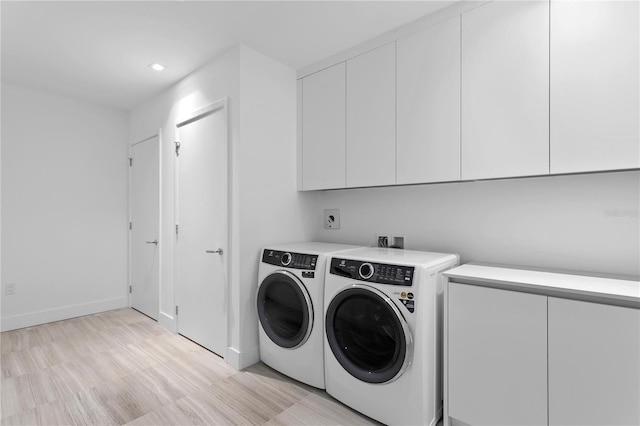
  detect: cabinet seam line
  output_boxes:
[459,14,463,181]
[395,41,398,185]
[547,297,550,426]
[548,0,551,175]
[344,63,348,187]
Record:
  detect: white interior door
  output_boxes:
[130,136,160,320]
[176,100,228,357]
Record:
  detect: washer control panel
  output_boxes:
[330,258,414,286]
[262,249,318,270]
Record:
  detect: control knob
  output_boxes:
[359,262,375,280]
[281,252,292,266]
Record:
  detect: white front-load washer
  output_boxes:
[257,242,362,389]
[323,247,459,426]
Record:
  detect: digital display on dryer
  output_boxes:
[330,258,414,286]
[262,250,318,270]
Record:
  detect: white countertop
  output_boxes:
[444,263,640,305]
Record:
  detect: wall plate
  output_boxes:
[323,209,340,229]
[376,234,390,247]
[5,283,16,295]
[392,236,405,249]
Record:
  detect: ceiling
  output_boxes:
[1,1,454,111]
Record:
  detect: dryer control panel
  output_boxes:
[330,258,415,286]
[262,249,318,270]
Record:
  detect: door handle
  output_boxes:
[206,248,223,255]
[145,240,158,245]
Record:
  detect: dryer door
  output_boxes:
[325,284,413,384]
[257,270,313,349]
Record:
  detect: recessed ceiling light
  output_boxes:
[149,62,165,71]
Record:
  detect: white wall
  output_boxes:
[128,45,312,369]
[312,171,640,277]
[1,84,129,331]
[236,46,316,362]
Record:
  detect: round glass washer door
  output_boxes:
[257,270,313,349]
[325,284,413,384]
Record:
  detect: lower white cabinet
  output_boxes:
[447,282,640,426]
[548,297,640,426]
[447,283,548,426]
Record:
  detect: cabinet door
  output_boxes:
[447,283,548,426]
[301,63,346,190]
[346,43,395,187]
[548,298,640,425]
[397,16,460,184]
[550,1,640,173]
[461,1,549,180]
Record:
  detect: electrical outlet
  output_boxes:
[323,209,340,229]
[377,235,390,248]
[5,283,16,295]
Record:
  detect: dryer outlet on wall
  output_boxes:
[323,209,340,229]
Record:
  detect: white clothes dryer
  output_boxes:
[323,247,459,426]
[257,242,362,389]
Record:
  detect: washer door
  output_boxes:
[325,284,413,384]
[257,270,313,349]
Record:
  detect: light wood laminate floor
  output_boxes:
[1,308,379,425]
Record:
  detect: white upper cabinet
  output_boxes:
[346,43,396,188]
[550,0,640,174]
[298,0,637,190]
[461,1,550,180]
[397,16,461,184]
[300,63,346,190]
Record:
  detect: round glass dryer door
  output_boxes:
[325,285,413,383]
[257,270,313,349]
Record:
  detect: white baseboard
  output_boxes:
[1,296,128,332]
[226,343,260,370]
[158,311,176,332]
[241,343,260,369]
[226,347,242,369]
[431,406,443,426]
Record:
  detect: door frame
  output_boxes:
[128,132,162,316]
[174,98,230,357]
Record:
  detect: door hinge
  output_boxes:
[129,285,132,294]
[129,222,132,230]
[129,157,133,167]
[174,141,181,157]
[175,306,179,315]
[175,224,179,235]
